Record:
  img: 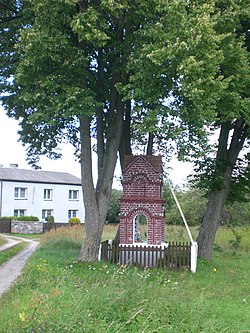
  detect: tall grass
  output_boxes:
[40,224,250,252]
[0,225,249,332]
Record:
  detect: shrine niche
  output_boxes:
[119,155,166,246]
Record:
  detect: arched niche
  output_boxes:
[133,214,147,243]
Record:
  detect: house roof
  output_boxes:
[0,168,81,185]
[124,155,163,173]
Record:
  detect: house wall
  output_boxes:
[0,181,85,223]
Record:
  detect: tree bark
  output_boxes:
[78,116,102,261]
[197,119,248,260]
[119,100,132,172]
[197,175,231,260]
[146,132,154,155]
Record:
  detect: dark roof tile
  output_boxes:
[0,168,81,185]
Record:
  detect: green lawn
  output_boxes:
[0,226,249,332]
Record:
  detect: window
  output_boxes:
[42,209,53,220]
[14,187,27,199]
[69,190,79,200]
[14,209,26,217]
[44,189,53,200]
[68,210,78,219]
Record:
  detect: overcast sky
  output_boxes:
[0,105,193,188]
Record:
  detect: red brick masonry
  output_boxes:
[120,155,165,245]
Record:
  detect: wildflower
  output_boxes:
[213,268,217,272]
[19,312,26,322]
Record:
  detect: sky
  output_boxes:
[0,105,194,189]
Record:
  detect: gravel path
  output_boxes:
[0,235,39,298]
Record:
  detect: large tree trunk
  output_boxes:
[197,182,230,260]
[78,112,123,261]
[78,59,124,261]
[197,119,248,260]
[77,10,126,261]
[78,116,101,261]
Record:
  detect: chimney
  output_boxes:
[10,164,18,168]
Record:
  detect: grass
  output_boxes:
[0,242,28,266]
[0,235,8,247]
[0,225,249,332]
[4,233,42,240]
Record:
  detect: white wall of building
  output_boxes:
[0,181,85,223]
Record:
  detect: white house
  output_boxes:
[0,167,84,222]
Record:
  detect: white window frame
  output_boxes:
[68,210,78,219]
[44,189,53,201]
[14,187,27,200]
[14,209,26,217]
[42,209,53,221]
[68,190,79,201]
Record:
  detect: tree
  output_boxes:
[164,186,207,227]
[0,0,162,261]
[126,0,249,259]
[1,1,248,261]
[194,2,250,259]
[106,189,122,224]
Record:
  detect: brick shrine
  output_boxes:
[119,155,165,245]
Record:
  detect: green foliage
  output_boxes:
[0,217,13,221]
[224,200,250,226]
[164,185,250,227]
[13,216,39,222]
[106,189,122,224]
[164,186,207,226]
[45,215,55,223]
[68,217,81,224]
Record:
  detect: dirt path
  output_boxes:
[0,235,39,298]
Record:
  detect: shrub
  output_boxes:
[68,217,81,224]
[45,215,55,223]
[14,215,39,222]
[106,189,122,223]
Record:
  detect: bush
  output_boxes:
[13,215,39,222]
[106,189,122,223]
[68,217,81,224]
[45,215,55,223]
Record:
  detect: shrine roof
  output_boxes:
[124,155,163,173]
